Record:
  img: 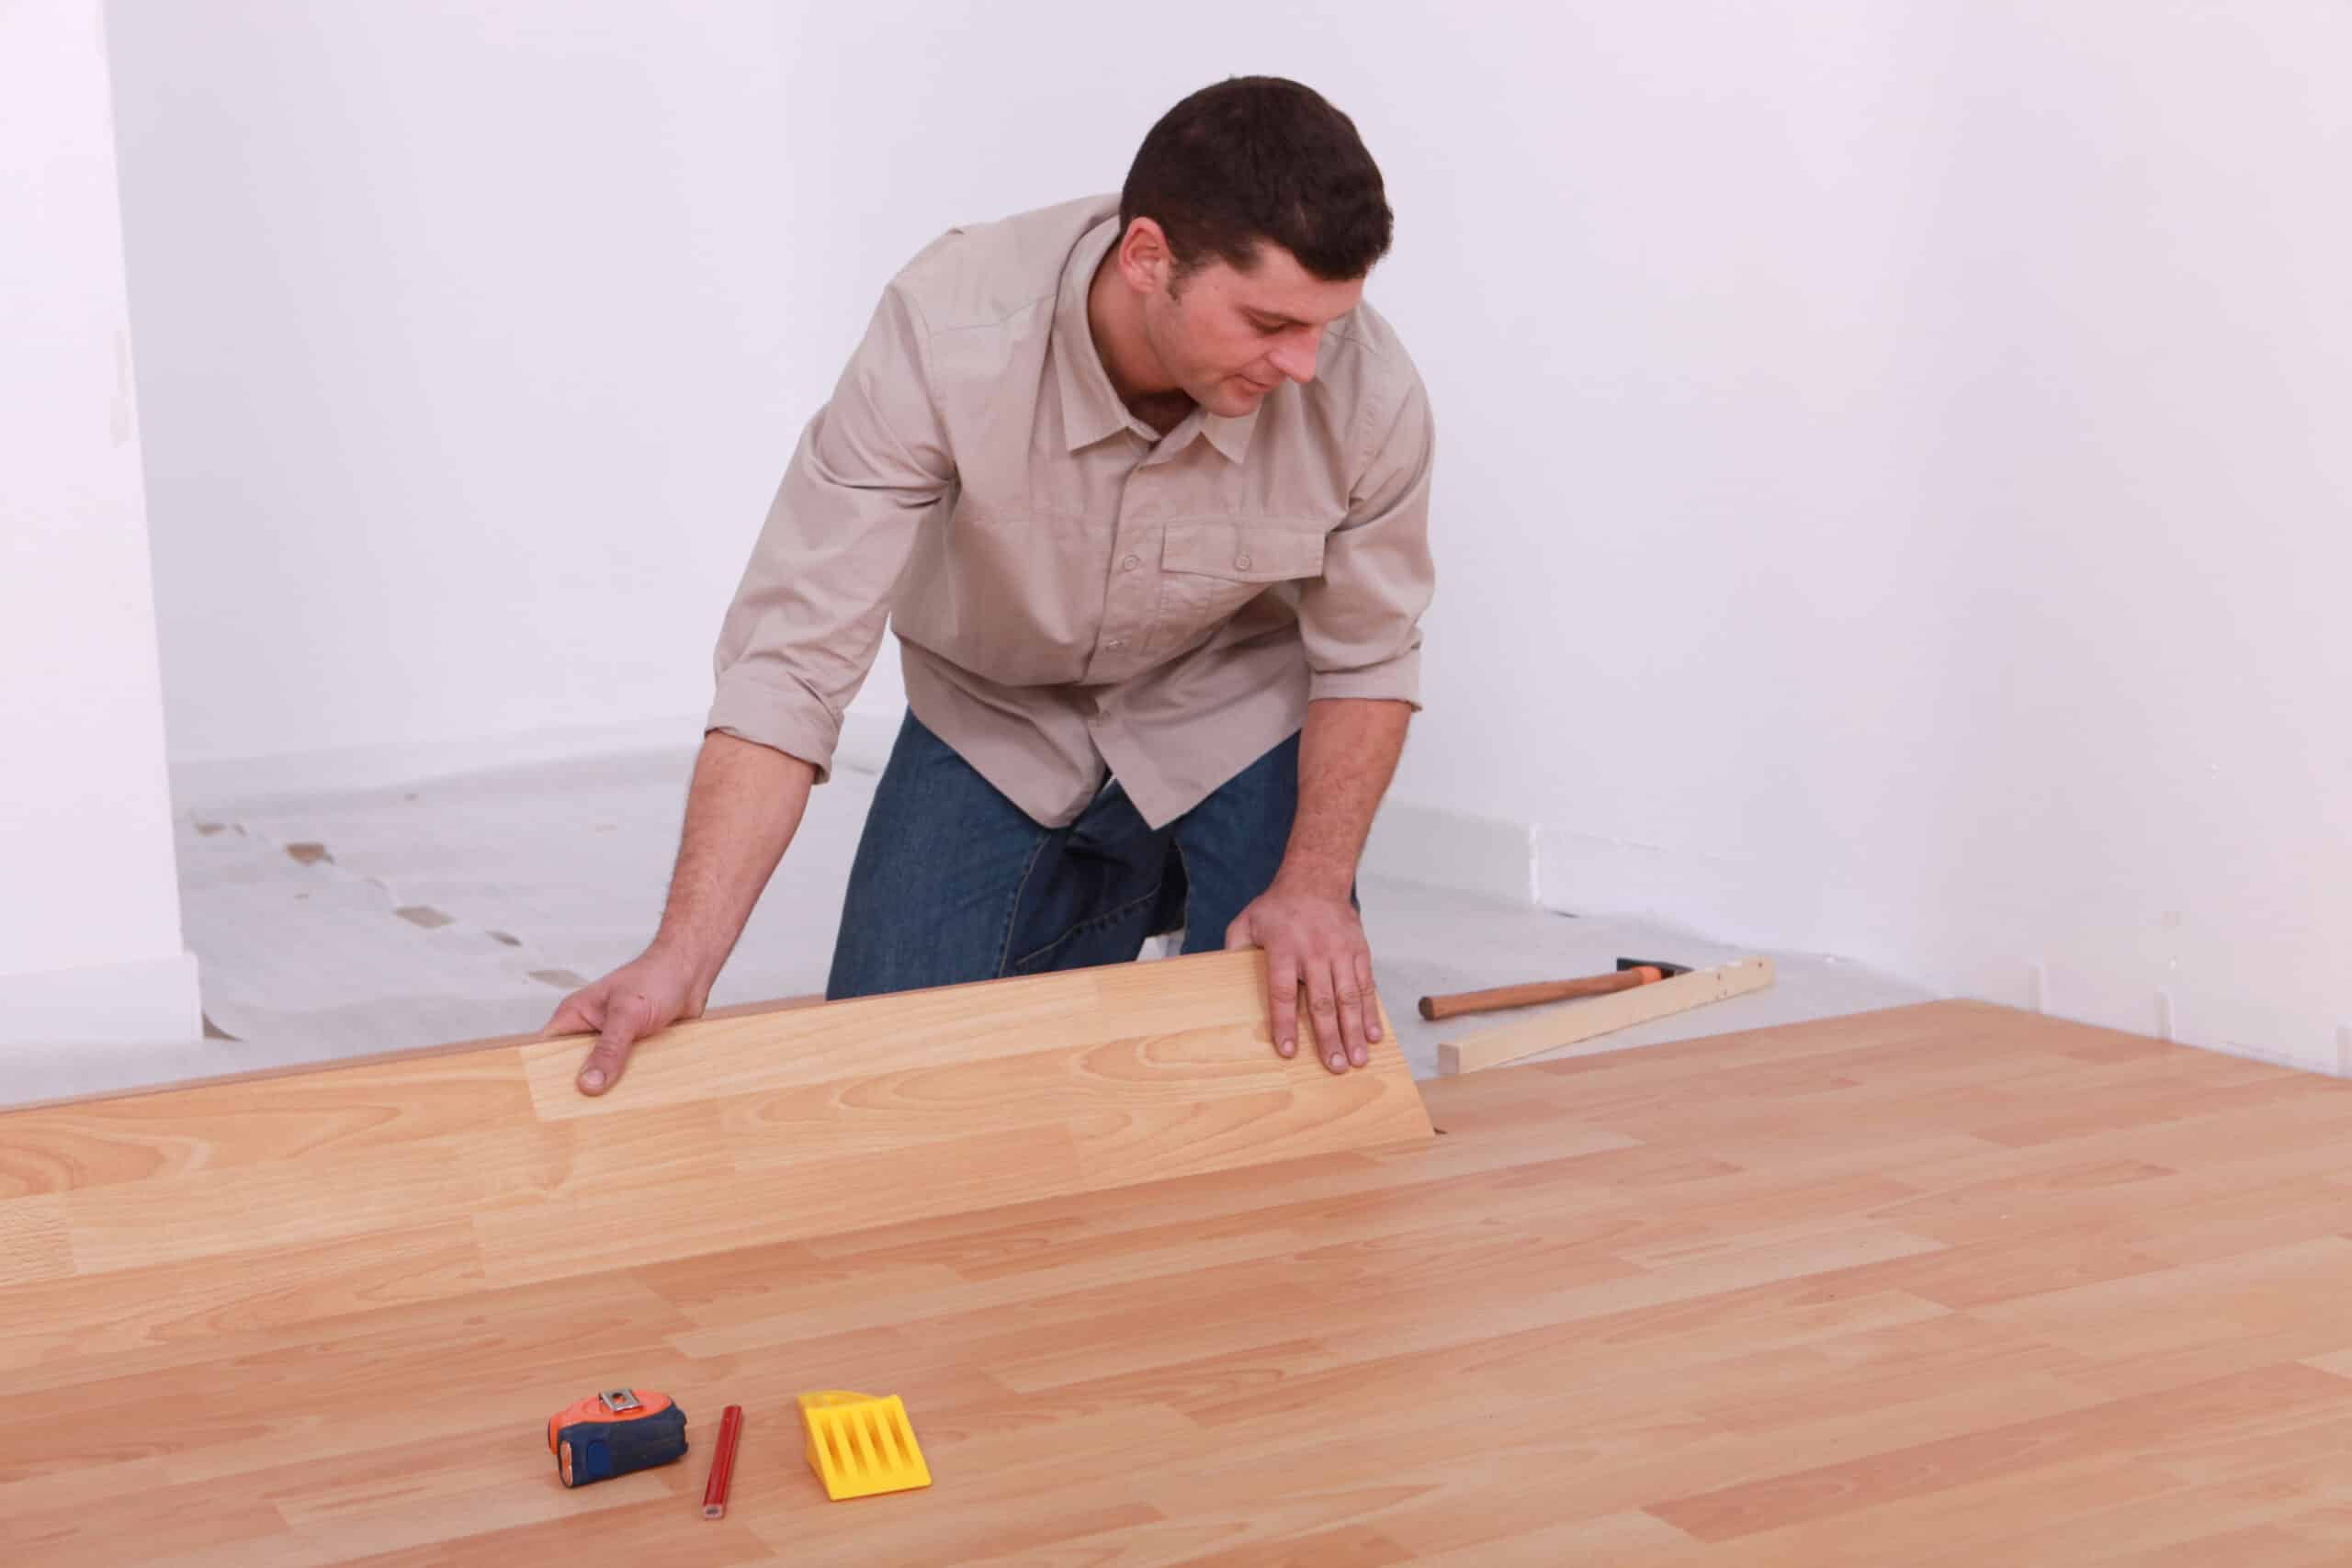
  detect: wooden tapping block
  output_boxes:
[1437,956,1776,1075]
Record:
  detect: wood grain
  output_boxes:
[0,952,1426,1359]
[0,992,828,1119]
[9,985,2352,1564]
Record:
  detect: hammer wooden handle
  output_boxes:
[1418,966,1665,1022]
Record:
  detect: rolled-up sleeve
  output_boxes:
[706,283,952,781]
[1297,365,1436,706]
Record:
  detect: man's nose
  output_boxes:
[1269,331,1323,384]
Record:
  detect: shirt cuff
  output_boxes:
[705,669,842,784]
[1306,646,1423,709]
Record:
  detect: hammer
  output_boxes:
[1417,958,1693,1022]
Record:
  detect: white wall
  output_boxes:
[107,1,871,774]
[1393,1,2352,1073]
[106,2,2350,1067]
[0,0,201,1043]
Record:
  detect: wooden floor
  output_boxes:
[9,961,2352,1565]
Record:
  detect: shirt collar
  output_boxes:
[1051,213,1261,465]
[1197,401,1260,464]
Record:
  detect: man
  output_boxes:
[548,75,1435,1097]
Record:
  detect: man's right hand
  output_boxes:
[542,945,707,1097]
[539,731,816,1098]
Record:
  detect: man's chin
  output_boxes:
[1214,381,1272,414]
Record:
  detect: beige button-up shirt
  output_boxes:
[707,193,1435,829]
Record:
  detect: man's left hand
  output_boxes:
[1225,876,1383,1074]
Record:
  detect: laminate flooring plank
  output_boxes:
[2,950,1429,1306]
[0,1053,537,1199]
[340,1506,778,1568]
[0,1219,488,1374]
[1668,1452,2185,1566]
[1646,1361,2352,1542]
[1879,1448,2352,1568]
[1405,1510,1713,1566]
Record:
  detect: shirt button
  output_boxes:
[1235,553,1252,570]
[1122,554,1140,570]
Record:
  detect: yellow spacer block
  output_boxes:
[798,1390,933,1501]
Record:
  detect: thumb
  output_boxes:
[1224,910,1256,952]
[577,990,654,1096]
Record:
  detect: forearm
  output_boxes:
[1273,697,1412,898]
[649,731,816,993]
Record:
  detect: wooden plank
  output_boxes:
[0,991,827,1118]
[1438,956,1777,1074]
[0,950,1428,1347]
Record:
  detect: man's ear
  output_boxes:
[1118,217,1175,295]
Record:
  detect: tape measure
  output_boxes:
[548,1388,689,1487]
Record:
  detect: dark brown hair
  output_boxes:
[1119,76,1394,289]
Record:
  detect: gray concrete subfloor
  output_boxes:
[7,745,1932,1106]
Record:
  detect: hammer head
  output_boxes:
[1616,957,1692,979]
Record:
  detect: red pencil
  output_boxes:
[701,1404,744,1519]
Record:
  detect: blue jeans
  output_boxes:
[826,711,1317,999]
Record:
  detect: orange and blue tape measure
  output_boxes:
[547,1388,689,1487]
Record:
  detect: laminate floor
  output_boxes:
[9,963,2351,1565]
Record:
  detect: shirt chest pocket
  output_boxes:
[1151,520,1328,650]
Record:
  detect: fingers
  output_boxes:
[577,989,654,1096]
[1227,903,1382,1072]
[1267,949,1300,1059]
[1229,912,1297,1061]
[1331,956,1371,1070]
[1304,961,1347,1073]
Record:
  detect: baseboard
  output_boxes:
[1533,825,1789,948]
[1536,825,2347,1078]
[1363,799,1537,904]
[0,949,204,1046]
[172,706,1536,914]
[837,716,1545,913]
[169,705,917,813]
[169,712,716,811]
[852,720,1544,908]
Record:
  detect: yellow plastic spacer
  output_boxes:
[798,1390,932,1501]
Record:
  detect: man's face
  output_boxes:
[1141,239,1366,418]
